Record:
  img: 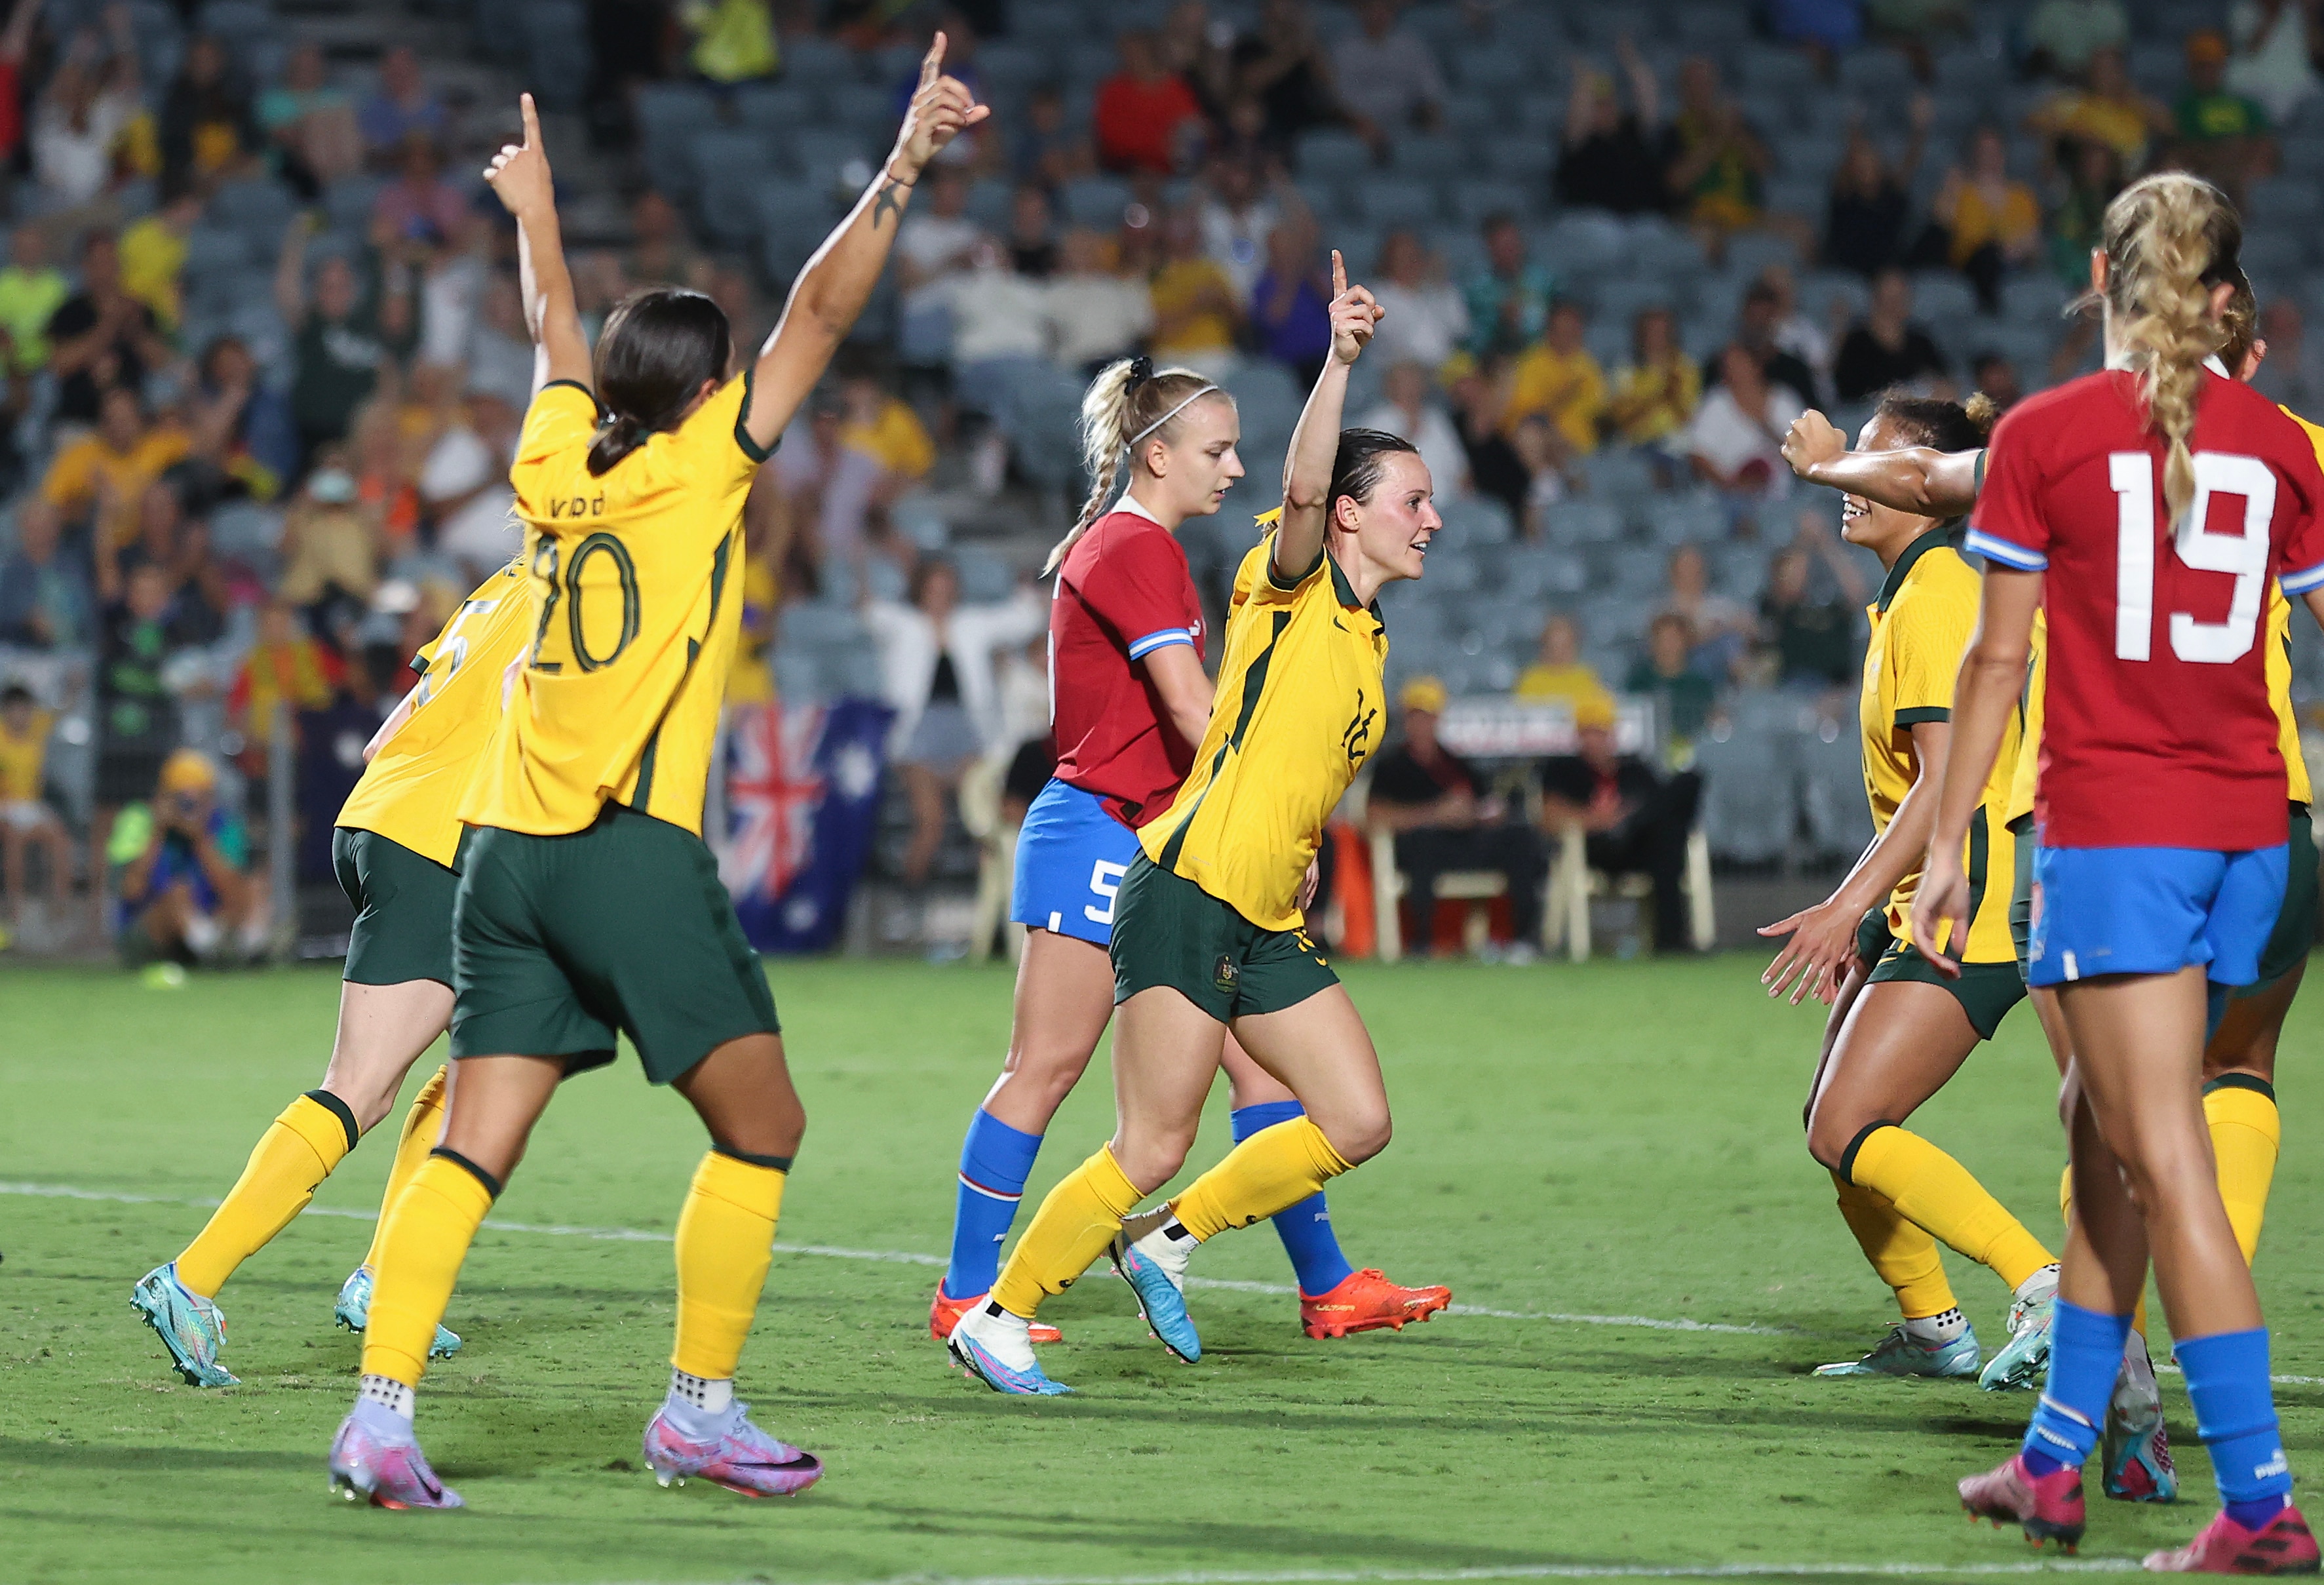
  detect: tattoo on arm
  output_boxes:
[872,178,910,230]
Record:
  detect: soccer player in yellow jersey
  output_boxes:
[950,253,1439,1395]
[1756,395,2063,1392]
[326,56,984,1508]
[129,559,532,1386]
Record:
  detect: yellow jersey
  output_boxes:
[459,376,770,838]
[336,559,534,867]
[1139,535,1387,931]
[0,706,51,802]
[1862,527,2021,964]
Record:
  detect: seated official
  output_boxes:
[1538,696,1701,955]
[116,749,257,968]
[1368,676,1548,956]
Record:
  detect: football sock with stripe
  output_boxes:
[991,1145,1144,1318]
[1171,1118,1354,1242]
[672,1147,788,1382]
[361,1150,497,1388]
[1232,1102,1356,1297]
[2177,1327,2293,1527]
[2204,1076,2281,1265]
[1830,1173,1960,1323]
[1846,1124,2055,1293]
[362,1065,449,1276]
[174,1090,359,1299]
[2020,1299,2131,1476]
[942,1109,1042,1301]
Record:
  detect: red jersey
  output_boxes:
[1967,369,2324,850]
[1050,509,1207,827]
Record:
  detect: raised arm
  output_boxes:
[1783,409,1984,517]
[1273,250,1382,583]
[481,94,591,393]
[741,35,986,455]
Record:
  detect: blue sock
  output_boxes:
[1231,1101,1355,1297]
[2020,1299,2132,1476]
[941,1109,1043,1301]
[2179,1327,2292,1528]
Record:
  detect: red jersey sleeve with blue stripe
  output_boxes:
[1076,516,1203,659]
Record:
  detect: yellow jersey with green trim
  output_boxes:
[1138,534,1386,931]
[459,374,771,838]
[1862,527,2020,963]
[2005,610,2047,827]
[336,559,532,866]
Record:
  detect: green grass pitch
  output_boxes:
[6,954,2324,1585]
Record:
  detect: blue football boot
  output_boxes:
[130,1262,239,1386]
[335,1266,461,1359]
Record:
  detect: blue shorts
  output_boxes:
[2028,842,2289,989]
[1010,778,1140,947]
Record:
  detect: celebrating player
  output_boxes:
[1917,172,2324,1571]
[1758,393,2063,1390]
[325,53,984,1509]
[129,561,531,1386]
[950,252,1438,1395]
[931,353,1446,1357]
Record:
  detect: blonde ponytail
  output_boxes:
[1041,357,1233,577]
[2100,172,2244,527]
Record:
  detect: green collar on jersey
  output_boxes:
[1876,522,1967,613]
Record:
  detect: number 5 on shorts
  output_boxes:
[1085,861,1128,926]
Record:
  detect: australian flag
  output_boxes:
[719,697,893,953]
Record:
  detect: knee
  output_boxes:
[1321,1103,1391,1168]
[1111,1124,1194,1196]
[1804,1106,1872,1176]
[997,1038,1094,1114]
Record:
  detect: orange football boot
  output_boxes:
[931,1283,1062,1345]
[1298,1269,1452,1339]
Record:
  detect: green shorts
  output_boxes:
[1109,854,1338,1021]
[1857,904,2025,1042]
[2243,802,2317,997]
[333,827,459,987]
[450,802,779,1084]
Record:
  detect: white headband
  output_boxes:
[1128,385,1220,446]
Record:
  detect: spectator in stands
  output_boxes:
[1515,613,1613,712]
[159,33,256,191]
[186,336,296,502]
[2026,45,2171,171]
[1462,212,1555,362]
[118,180,203,333]
[2024,0,2128,80]
[945,237,1051,474]
[275,450,379,606]
[1555,38,1672,217]
[1759,515,1865,690]
[227,597,343,775]
[421,393,521,582]
[92,562,189,892]
[1608,306,1701,448]
[1199,153,1281,302]
[1665,58,1773,249]
[1449,356,1534,525]
[2226,0,2321,125]
[1161,0,1239,121]
[0,0,35,181]
[0,681,69,932]
[1505,299,1607,459]
[43,385,189,551]
[1331,0,1445,155]
[1627,610,1718,741]
[1759,265,1836,406]
[277,220,414,461]
[1251,222,1333,382]
[624,189,707,291]
[1094,29,1206,176]
[1358,359,1468,499]
[357,46,445,162]
[1770,0,1864,61]
[1971,349,2025,410]
[1369,676,1547,960]
[0,500,92,651]
[1688,345,1803,498]
[166,514,230,649]
[681,0,779,85]
[1233,0,1346,153]
[2250,300,2323,412]
[259,42,360,198]
[374,136,469,247]
[1047,227,1155,372]
[1538,692,1702,954]
[30,38,145,214]
[1005,184,1058,279]
[1013,83,1097,189]
[349,400,419,555]
[1368,227,1467,371]
[1704,283,1818,409]
[777,387,883,574]
[893,167,980,369]
[0,225,68,376]
[115,747,257,968]
[1823,102,1929,278]
[463,271,536,412]
[1659,545,1754,680]
[47,231,171,428]
[1834,268,1948,402]
[2045,136,2123,289]
[1929,125,2042,313]
[1148,202,1243,380]
[840,370,936,488]
[2172,29,2277,205]
[865,559,1046,888]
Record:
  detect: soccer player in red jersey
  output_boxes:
[931,355,1447,1360]
[1918,173,2324,1573]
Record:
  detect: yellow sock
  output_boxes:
[2205,1078,2280,1265]
[671,1149,788,1380]
[1172,1118,1353,1242]
[1832,1173,1958,1319]
[361,1152,494,1388]
[362,1066,448,1274]
[1849,1125,2055,1293]
[174,1091,358,1298]
[991,1145,1144,1318]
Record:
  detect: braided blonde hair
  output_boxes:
[1042,358,1232,576]
[2099,172,2244,526]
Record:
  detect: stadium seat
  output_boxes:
[1799,715,1874,859]
[1484,140,1555,184]
[1436,495,1515,547]
[1452,47,1528,94]
[1695,720,1796,865]
[734,84,819,134]
[692,133,778,239]
[1357,178,1441,228]
[1910,272,1981,324]
[1060,176,1133,229]
[1541,212,1627,276]
[1390,134,1463,184]
[1540,497,1622,544]
[1295,127,1374,185]
[1503,545,1588,599]
[1581,446,1658,504]
[1542,814,1717,961]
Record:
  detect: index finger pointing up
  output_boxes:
[920,31,947,90]
[1331,249,1346,298]
[519,92,540,149]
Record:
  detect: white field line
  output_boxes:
[546,1561,2146,1585]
